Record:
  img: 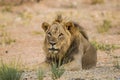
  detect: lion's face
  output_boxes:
[42,22,74,57]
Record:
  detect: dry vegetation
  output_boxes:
[0,24,16,45]
[0,0,120,80]
[91,0,104,4]
[0,0,40,6]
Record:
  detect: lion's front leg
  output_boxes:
[62,55,82,71]
[62,60,82,71]
[39,61,51,72]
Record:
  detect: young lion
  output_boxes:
[40,15,97,71]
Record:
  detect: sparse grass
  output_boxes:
[0,0,40,6]
[0,60,23,80]
[0,31,16,45]
[0,24,6,29]
[51,63,65,80]
[0,24,16,45]
[37,54,65,80]
[91,0,104,4]
[97,20,112,33]
[31,31,43,35]
[2,6,13,13]
[116,31,120,35]
[91,41,120,51]
[0,0,12,6]
[37,69,44,80]
[114,61,120,69]
[37,57,65,80]
[19,12,33,20]
[18,11,33,25]
[113,57,120,69]
[51,57,65,80]
[62,3,77,8]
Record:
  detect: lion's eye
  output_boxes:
[47,32,52,37]
[58,33,63,37]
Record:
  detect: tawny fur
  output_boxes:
[41,15,97,71]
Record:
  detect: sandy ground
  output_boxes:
[0,0,120,80]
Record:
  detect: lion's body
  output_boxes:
[41,15,97,71]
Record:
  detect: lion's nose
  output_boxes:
[49,41,56,46]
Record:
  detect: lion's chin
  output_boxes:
[48,48,59,54]
[49,50,59,54]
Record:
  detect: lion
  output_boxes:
[40,15,97,71]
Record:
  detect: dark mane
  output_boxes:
[54,14,62,23]
[73,22,88,40]
[63,38,80,63]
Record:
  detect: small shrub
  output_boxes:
[91,0,104,4]
[2,6,13,13]
[18,11,33,25]
[38,69,44,80]
[0,24,16,45]
[19,12,32,20]
[0,24,6,29]
[113,59,120,69]
[62,3,77,8]
[0,60,23,80]
[51,57,65,80]
[97,20,112,33]
[91,41,120,51]
[51,63,65,80]
[117,32,120,35]
[0,31,16,45]
[31,31,43,35]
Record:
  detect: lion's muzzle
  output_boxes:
[48,47,59,54]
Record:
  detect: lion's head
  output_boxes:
[42,16,79,58]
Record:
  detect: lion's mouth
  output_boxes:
[48,48,59,53]
[49,48,59,51]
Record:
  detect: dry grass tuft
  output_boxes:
[0,26,16,45]
[97,20,112,33]
[91,0,104,4]
[91,41,120,51]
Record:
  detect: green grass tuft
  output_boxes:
[51,63,65,80]
[31,31,43,35]
[113,58,120,69]
[91,41,120,51]
[2,6,13,13]
[0,24,6,29]
[38,69,44,80]
[50,56,65,80]
[97,20,112,33]
[0,31,16,45]
[0,25,16,45]
[19,12,32,20]
[0,60,23,80]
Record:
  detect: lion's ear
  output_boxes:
[42,22,50,32]
[66,22,74,32]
